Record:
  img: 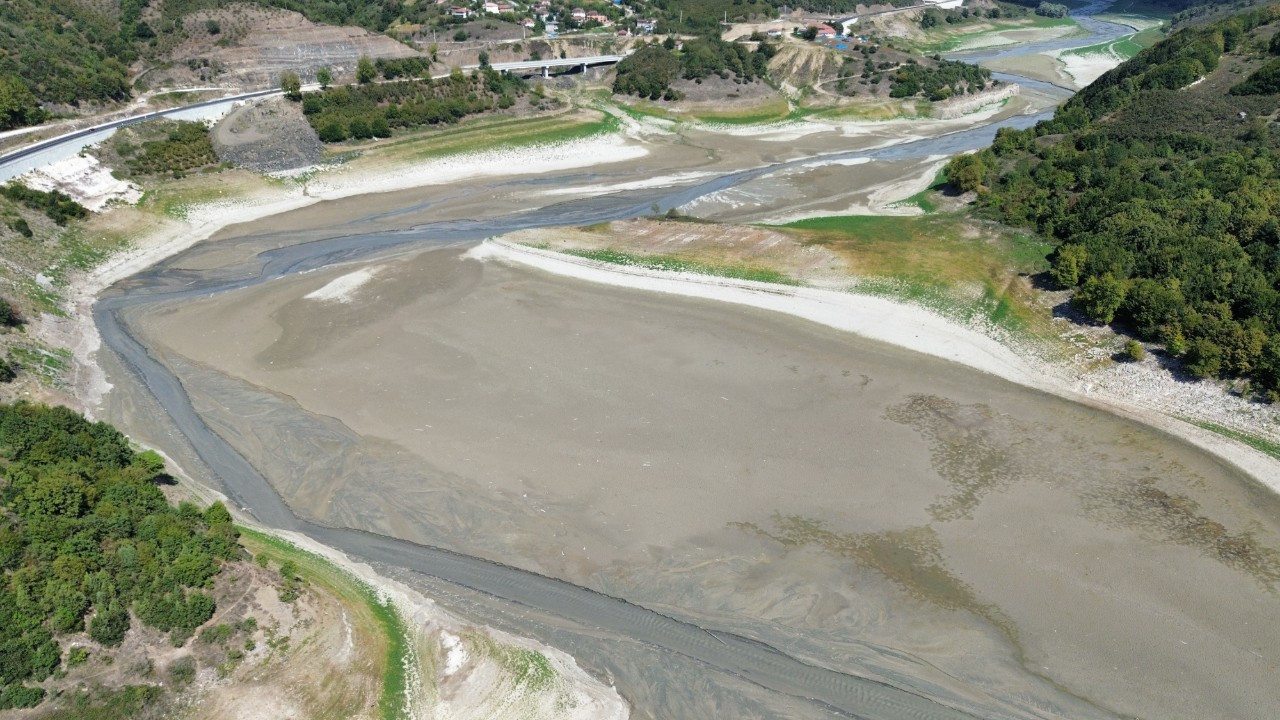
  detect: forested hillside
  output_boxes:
[947,4,1280,397]
[0,403,237,708]
[0,0,407,129]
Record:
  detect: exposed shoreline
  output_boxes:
[478,238,1280,497]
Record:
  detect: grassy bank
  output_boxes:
[917,16,1083,53]
[238,528,414,720]
[1060,26,1164,62]
[775,214,1054,336]
[689,96,794,125]
[1180,419,1280,461]
[372,111,619,163]
[549,246,801,285]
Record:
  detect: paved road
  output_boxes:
[483,54,626,74]
[0,89,281,182]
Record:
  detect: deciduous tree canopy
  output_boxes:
[0,403,238,708]
[947,6,1280,397]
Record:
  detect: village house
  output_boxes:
[636,18,657,33]
[571,7,587,20]
[449,5,473,17]
[521,17,536,28]
[483,0,500,13]
[585,10,611,25]
[810,23,837,38]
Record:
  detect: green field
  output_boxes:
[916,16,1083,53]
[374,111,620,162]
[1060,26,1165,61]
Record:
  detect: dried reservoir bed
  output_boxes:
[118,243,1280,720]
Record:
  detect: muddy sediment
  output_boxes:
[115,244,1280,720]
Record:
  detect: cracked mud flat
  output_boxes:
[113,244,1280,720]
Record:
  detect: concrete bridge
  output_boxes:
[467,54,628,77]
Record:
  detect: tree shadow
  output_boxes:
[1028,270,1060,292]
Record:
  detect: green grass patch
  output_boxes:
[1061,26,1164,62]
[690,96,793,126]
[773,214,1054,335]
[465,633,557,692]
[556,247,800,285]
[10,344,71,387]
[238,528,412,720]
[612,100,677,122]
[1180,419,1280,461]
[916,16,1083,53]
[19,277,65,316]
[807,101,927,122]
[889,168,948,213]
[377,112,619,163]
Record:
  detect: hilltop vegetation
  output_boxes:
[0,403,238,708]
[948,5,1280,396]
[887,57,993,100]
[613,37,776,100]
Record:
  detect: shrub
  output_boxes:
[168,657,196,685]
[1124,340,1146,361]
[7,218,31,238]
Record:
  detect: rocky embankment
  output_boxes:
[213,98,326,173]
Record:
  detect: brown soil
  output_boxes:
[142,5,423,90]
[512,219,851,286]
[213,97,325,174]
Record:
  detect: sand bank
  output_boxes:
[478,239,1280,496]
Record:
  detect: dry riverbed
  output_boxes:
[24,79,1280,719]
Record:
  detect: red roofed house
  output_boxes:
[811,23,837,38]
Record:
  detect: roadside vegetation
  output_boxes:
[107,120,221,178]
[948,4,1280,398]
[300,67,529,143]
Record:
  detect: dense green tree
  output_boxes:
[0,403,239,705]
[0,76,42,131]
[948,153,986,193]
[280,71,302,101]
[950,5,1280,395]
[317,67,333,89]
[357,56,376,84]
